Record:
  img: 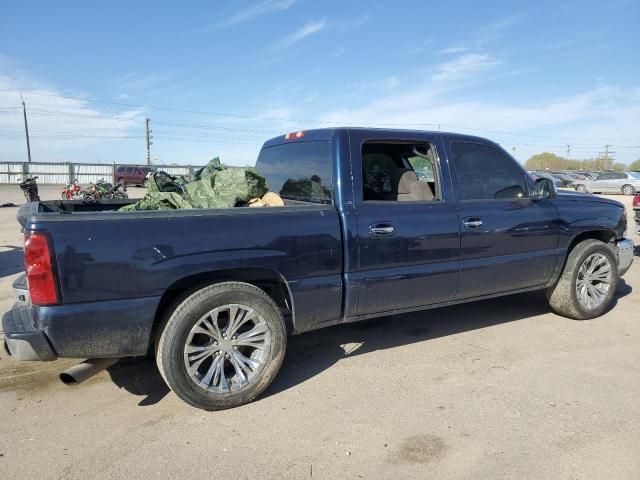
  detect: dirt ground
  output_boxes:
[0,185,638,480]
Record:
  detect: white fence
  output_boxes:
[0,162,203,185]
[0,163,23,183]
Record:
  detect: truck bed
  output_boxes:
[14,199,344,359]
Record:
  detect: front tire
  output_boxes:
[621,184,635,195]
[547,239,618,320]
[156,282,286,410]
[575,184,587,192]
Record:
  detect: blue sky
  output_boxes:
[1,0,639,166]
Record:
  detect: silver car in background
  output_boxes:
[573,171,640,195]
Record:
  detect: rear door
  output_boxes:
[607,172,628,193]
[349,131,460,316]
[445,139,559,298]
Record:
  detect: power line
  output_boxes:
[3,88,639,142]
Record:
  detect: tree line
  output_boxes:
[524,152,640,171]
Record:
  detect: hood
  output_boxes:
[556,190,624,209]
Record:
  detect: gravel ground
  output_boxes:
[0,186,638,480]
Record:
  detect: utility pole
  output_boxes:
[598,144,615,170]
[21,92,32,163]
[565,144,571,162]
[145,118,153,166]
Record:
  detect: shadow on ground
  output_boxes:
[101,282,631,407]
[106,357,171,407]
[0,245,24,278]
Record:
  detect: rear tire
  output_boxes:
[156,282,286,410]
[575,184,587,192]
[621,184,635,195]
[547,239,618,320]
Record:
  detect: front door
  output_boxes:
[446,140,560,299]
[349,132,461,316]
[590,172,613,192]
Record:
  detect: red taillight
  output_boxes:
[24,231,59,305]
[284,131,305,140]
[633,194,640,207]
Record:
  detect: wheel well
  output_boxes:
[567,230,615,256]
[152,268,294,338]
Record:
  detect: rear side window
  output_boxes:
[451,142,528,201]
[257,141,332,204]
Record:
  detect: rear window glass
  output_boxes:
[256,141,332,204]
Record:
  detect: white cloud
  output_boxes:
[273,19,326,50]
[431,53,500,83]
[219,0,296,27]
[437,46,468,55]
[313,84,640,163]
[0,68,144,162]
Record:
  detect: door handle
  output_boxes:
[463,218,483,229]
[369,223,395,237]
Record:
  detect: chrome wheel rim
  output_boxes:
[184,304,271,393]
[622,185,632,195]
[575,253,612,310]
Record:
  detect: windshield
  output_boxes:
[628,172,640,179]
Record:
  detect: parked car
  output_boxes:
[549,172,575,187]
[4,128,634,411]
[530,171,563,189]
[115,165,155,186]
[565,173,587,181]
[577,171,598,180]
[572,171,640,195]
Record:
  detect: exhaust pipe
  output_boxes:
[59,358,118,385]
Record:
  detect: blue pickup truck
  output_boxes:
[3,128,634,410]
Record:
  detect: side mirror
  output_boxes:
[532,177,555,199]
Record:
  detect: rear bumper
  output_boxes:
[2,280,161,361]
[3,304,57,361]
[616,238,634,277]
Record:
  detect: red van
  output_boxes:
[115,166,155,186]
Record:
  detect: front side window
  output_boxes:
[256,141,332,204]
[451,142,527,201]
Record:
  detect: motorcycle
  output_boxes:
[19,175,40,202]
[105,181,128,200]
[83,178,128,202]
[61,179,83,200]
